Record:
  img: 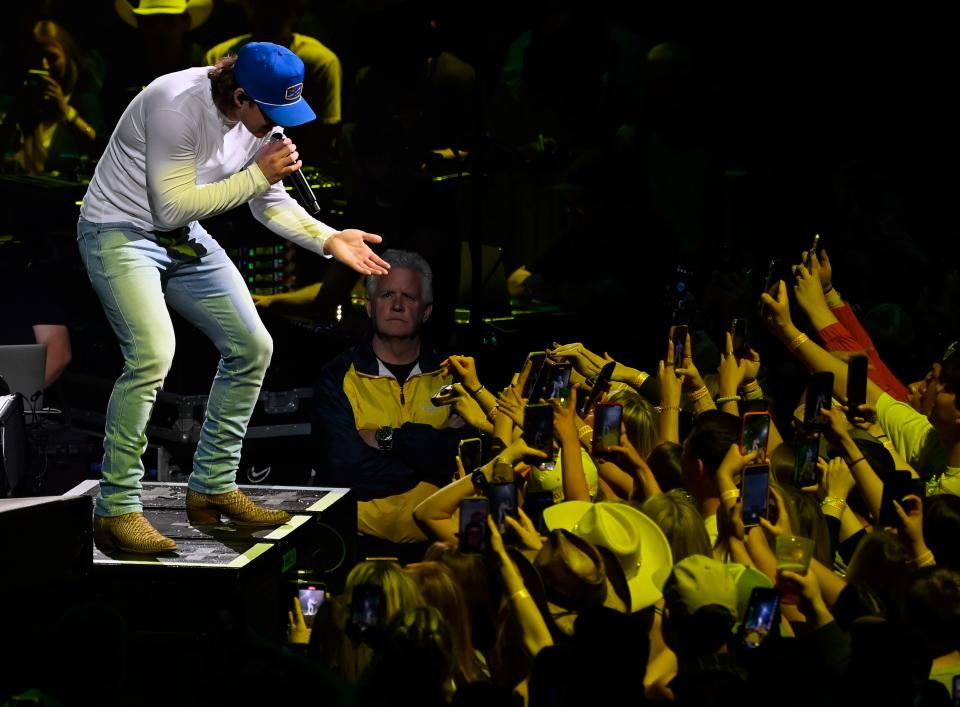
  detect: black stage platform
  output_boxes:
[12,481,358,705]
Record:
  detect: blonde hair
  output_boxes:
[610,389,657,458]
[345,560,424,621]
[640,489,711,562]
[403,562,481,684]
[330,560,425,681]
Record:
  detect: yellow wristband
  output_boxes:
[721,489,739,501]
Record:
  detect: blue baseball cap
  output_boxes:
[234,42,316,127]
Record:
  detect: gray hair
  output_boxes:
[366,249,434,305]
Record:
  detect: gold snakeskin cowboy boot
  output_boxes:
[93,512,177,554]
[185,488,291,526]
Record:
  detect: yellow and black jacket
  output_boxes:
[312,338,470,502]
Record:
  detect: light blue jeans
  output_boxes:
[77,218,273,516]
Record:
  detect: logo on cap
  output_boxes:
[285,83,304,102]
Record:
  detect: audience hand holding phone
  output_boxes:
[759,280,797,342]
[604,430,663,500]
[717,443,758,510]
[813,248,833,294]
[893,494,930,562]
[758,485,792,539]
[717,331,749,406]
[287,597,311,645]
[674,329,716,413]
[440,383,492,433]
[793,253,837,332]
[778,565,834,628]
[548,342,605,379]
[442,355,481,394]
[549,383,582,447]
[819,457,854,513]
[503,507,544,552]
[656,358,684,445]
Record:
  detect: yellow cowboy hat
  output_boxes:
[114,0,213,30]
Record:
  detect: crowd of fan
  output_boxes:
[275,245,960,707]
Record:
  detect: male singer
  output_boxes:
[77,42,389,553]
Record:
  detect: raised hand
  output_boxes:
[324,229,390,275]
[815,249,833,293]
[504,508,544,552]
[286,597,310,645]
[759,280,794,337]
[548,342,604,379]
[443,355,481,392]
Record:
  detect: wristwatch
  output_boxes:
[375,426,395,452]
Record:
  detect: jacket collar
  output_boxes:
[351,336,444,376]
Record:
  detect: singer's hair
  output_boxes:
[208,54,240,113]
[366,250,434,305]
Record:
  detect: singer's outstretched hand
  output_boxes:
[324,229,390,275]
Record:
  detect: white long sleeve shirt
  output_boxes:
[80,67,335,255]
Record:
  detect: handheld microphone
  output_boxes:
[271,132,320,216]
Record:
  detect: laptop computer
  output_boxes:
[0,344,46,408]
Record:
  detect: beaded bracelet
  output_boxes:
[656,405,681,414]
[578,425,592,439]
[716,395,741,405]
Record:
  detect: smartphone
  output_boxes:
[521,351,548,399]
[579,360,615,417]
[731,318,749,359]
[804,371,835,430]
[763,258,788,295]
[792,432,821,486]
[458,437,483,473]
[349,584,385,637]
[25,68,50,88]
[741,586,780,649]
[430,384,456,407]
[298,585,326,627]
[878,471,925,528]
[806,233,820,269]
[673,325,688,369]
[740,412,771,462]
[740,464,770,527]
[592,402,623,457]
[543,361,572,401]
[458,496,489,553]
[846,355,869,420]
[488,481,518,535]
[523,403,554,456]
